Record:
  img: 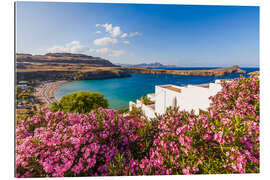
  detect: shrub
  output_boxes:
[136,75,259,175]
[141,96,154,105]
[16,76,259,177]
[51,91,108,113]
[16,108,148,177]
[117,108,129,114]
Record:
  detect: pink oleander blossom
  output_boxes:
[16,76,259,177]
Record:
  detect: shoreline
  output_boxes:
[31,68,258,108]
[17,65,246,82]
[33,80,70,106]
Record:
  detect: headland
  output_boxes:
[16,53,246,81]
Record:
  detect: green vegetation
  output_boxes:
[141,95,152,105]
[16,87,33,101]
[51,91,108,113]
[16,76,259,177]
[129,105,142,116]
[16,85,38,119]
[117,107,129,114]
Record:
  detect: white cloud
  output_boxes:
[102,23,113,32]
[90,48,109,54]
[96,31,101,34]
[111,26,121,37]
[110,50,124,57]
[97,23,121,37]
[120,33,128,38]
[66,41,79,48]
[129,32,141,37]
[47,41,89,53]
[93,37,118,46]
[47,41,124,57]
[123,40,130,44]
[90,48,124,57]
[47,45,66,53]
[96,23,141,39]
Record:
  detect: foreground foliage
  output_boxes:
[16,76,259,177]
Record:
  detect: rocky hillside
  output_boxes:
[17,69,130,81]
[16,53,117,67]
[16,53,129,81]
[16,53,246,81]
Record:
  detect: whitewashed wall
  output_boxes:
[178,85,212,114]
[147,93,156,101]
[129,100,143,111]
[129,100,156,119]
[155,86,166,115]
[155,85,184,115]
[141,104,156,119]
[155,83,222,115]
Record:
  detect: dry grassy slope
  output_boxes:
[16,53,246,81]
[16,53,117,67]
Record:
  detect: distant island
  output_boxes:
[16,53,246,82]
[116,62,178,68]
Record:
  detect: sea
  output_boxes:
[54,67,259,109]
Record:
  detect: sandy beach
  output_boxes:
[33,80,69,106]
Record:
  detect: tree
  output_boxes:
[51,91,108,113]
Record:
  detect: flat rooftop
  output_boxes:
[162,85,182,93]
[194,83,210,88]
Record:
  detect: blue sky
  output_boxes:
[16,2,259,67]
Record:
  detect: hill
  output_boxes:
[16,53,118,68]
[16,53,129,81]
[16,53,246,81]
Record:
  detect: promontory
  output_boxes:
[16,53,246,81]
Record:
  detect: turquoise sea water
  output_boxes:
[55,67,259,109]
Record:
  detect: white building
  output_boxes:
[129,80,224,119]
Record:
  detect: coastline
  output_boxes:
[16,65,246,82]
[33,80,69,106]
[30,68,258,109]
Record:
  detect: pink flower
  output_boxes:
[178,135,185,146]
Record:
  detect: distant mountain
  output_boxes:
[117,62,178,68]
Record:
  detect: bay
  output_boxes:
[54,67,259,109]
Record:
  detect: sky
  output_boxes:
[16,2,259,67]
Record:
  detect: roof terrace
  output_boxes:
[161,85,182,93]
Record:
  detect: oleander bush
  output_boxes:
[16,76,259,177]
[135,76,259,175]
[16,108,151,177]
